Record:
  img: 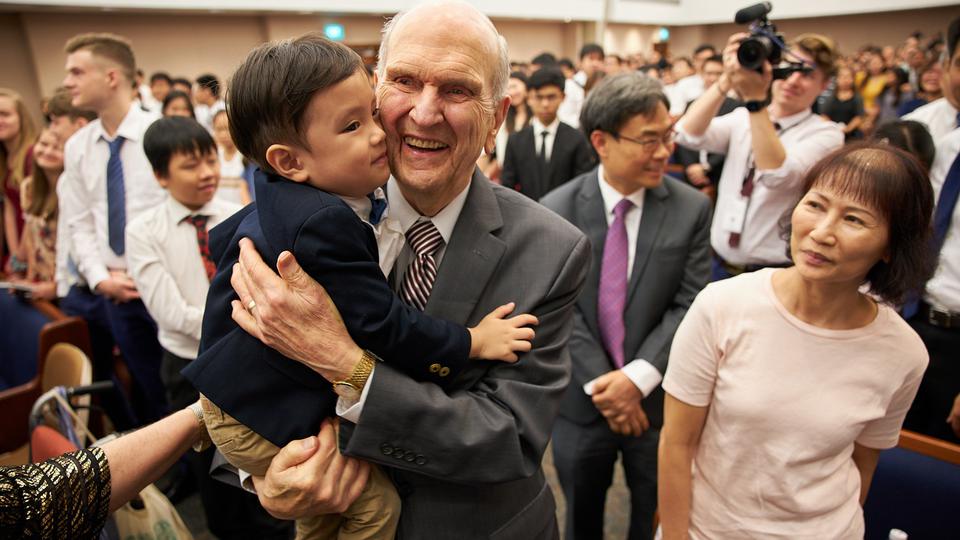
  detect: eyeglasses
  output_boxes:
[613,129,676,154]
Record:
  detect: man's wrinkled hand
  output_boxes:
[252,420,370,520]
[230,238,360,382]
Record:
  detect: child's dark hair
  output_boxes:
[143,116,217,177]
[227,32,363,174]
[162,90,195,119]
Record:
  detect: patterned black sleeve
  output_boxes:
[0,446,111,539]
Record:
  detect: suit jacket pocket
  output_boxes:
[488,479,557,540]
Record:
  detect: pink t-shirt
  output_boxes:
[663,268,928,540]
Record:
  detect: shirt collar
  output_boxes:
[386,176,470,244]
[339,186,387,225]
[168,194,219,223]
[532,117,560,135]
[597,164,645,215]
[95,102,155,143]
[772,107,814,130]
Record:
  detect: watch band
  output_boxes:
[333,349,377,394]
[744,98,770,112]
[188,401,212,452]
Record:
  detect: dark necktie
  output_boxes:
[400,220,444,311]
[182,214,216,281]
[902,148,960,319]
[368,192,387,225]
[597,198,633,368]
[105,136,126,255]
[728,121,783,248]
[539,130,550,170]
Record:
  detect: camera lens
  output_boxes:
[738,36,772,70]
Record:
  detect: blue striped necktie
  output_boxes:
[105,136,126,255]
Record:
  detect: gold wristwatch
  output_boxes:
[332,349,378,399]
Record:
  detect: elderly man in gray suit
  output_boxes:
[223,1,590,538]
[540,73,712,540]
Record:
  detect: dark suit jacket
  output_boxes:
[501,122,595,201]
[540,169,712,429]
[182,171,470,447]
[339,170,591,539]
[675,97,741,186]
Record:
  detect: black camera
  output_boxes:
[735,2,813,80]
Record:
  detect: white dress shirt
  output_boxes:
[668,74,705,116]
[531,117,560,163]
[558,74,586,129]
[676,107,843,265]
[336,177,470,423]
[60,103,165,290]
[925,127,960,312]
[904,97,960,140]
[126,196,241,359]
[579,164,662,398]
[195,100,226,134]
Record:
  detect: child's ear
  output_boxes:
[154,171,169,189]
[265,144,309,182]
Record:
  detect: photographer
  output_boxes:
[676,31,843,280]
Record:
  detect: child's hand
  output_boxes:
[468,302,538,363]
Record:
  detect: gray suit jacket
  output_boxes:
[540,169,711,428]
[340,169,591,539]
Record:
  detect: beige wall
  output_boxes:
[1,4,955,123]
[0,14,43,127]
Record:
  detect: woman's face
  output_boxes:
[212,113,233,150]
[920,65,943,94]
[163,97,193,118]
[836,68,854,90]
[790,183,890,288]
[868,56,885,76]
[0,96,22,145]
[507,78,528,107]
[33,130,64,173]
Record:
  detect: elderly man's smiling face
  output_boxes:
[377,8,507,215]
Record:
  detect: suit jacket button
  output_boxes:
[414,455,427,465]
[429,363,441,373]
[393,447,405,459]
[381,444,393,456]
[439,367,450,377]
[404,451,416,462]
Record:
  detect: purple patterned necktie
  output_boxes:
[598,198,633,368]
[400,220,444,311]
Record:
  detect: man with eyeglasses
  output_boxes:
[541,72,712,540]
[676,33,843,281]
[501,67,594,201]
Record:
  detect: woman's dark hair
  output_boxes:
[781,142,935,305]
[871,120,936,172]
[505,71,531,135]
[162,90,195,119]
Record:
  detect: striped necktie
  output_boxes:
[400,220,444,311]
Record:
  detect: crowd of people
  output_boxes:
[1,1,959,538]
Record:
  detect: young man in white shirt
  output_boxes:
[58,32,168,423]
[676,32,844,281]
[558,43,605,129]
[193,73,225,134]
[904,17,960,140]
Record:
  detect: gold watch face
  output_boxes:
[333,382,360,400]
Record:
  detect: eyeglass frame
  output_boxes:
[611,128,677,154]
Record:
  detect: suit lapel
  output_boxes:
[426,168,506,324]
[575,171,607,337]
[626,179,669,305]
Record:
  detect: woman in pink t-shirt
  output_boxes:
[659,143,936,540]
